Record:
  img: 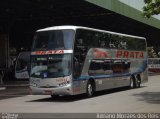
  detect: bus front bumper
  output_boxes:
[30,85,73,96]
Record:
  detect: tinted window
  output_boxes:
[110,59,130,74]
[89,59,112,75]
[109,34,146,51]
[16,52,30,71]
[124,37,146,51]
[111,59,122,74]
[75,29,111,49]
[32,30,75,51]
[98,33,110,48]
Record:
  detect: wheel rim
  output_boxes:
[130,78,134,88]
[87,83,93,96]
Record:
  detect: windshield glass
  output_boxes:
[16,52,30,71]
[32,30,75,51]
[31,54,71,78]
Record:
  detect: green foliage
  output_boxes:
[143,0,160,18]
[147,47,158,58]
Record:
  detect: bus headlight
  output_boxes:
[30,83,37,87]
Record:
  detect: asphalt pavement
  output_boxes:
[0,80,29,100]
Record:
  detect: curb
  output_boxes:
[3,84,29,87]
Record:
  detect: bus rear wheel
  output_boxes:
[130,75,141,88]
[135,75,141,88]
[86,80,94,98]
[130,76,134,88]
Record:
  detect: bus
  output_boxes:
[14,52,30,79]
[30,25,148,97]
[148,58,160,73]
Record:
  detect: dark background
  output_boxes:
[0,0,160,53]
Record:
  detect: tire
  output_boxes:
[86,81,94,98]
[135,75,141,88]
[130,76,134,89]
[130,75,141,88]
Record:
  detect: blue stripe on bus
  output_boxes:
[74,73,132,81]
[74,66,146,81]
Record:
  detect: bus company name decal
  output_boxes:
[32,50,64,55]
[31,50,73,55]
[116,50,144,59]
[93,48,144,59]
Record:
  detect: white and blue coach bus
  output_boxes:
[30,26,148,97]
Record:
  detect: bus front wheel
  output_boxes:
[86,80,94,97]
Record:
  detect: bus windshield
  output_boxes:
[32,30,75,51]
[31,54,71,78]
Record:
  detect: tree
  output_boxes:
[147,46,158,58]
[143,0,160,18]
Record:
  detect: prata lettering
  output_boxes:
[116,50,144,59]
[34,50,64,55]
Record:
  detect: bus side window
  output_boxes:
[89,60,112,75]
[111,60,122,73]
[88,60,104,75]
[103,60,112,75]
[121,60,130,73]
[98,33,110,48]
